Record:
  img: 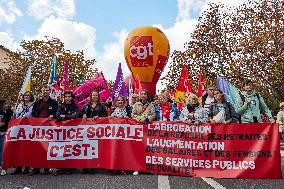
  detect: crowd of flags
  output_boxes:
[19,55,242,109]
[173,65,206,109]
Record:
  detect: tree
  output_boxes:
[0,37,98,103]
[164,0,284,113]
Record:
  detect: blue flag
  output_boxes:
[112,63,128,100]
[216,76,241,110]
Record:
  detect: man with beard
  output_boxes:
[30,86,58,175]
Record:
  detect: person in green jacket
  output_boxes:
[236,80,275,123]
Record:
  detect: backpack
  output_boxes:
[239,92,260,104]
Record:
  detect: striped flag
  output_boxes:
[49,55,63,99]
[20,66,32,95]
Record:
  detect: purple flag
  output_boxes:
[112,63,128,100]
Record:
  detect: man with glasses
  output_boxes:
[236,80,274,123]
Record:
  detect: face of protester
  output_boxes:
[244,84,253,95]
[140,91,148,101]
[91,92,99,103]
[64,94,73,104]
[214,90,223,103]
[207,87,215,97]
[158,95,167,105]
[3,101,9,111]
[42,87,50,98]
[116,97,125,108]
[23,92,31,103]
[132,96,138,104]
[163,90,170,99]
[153,97,159,106]
[189,96,198,105]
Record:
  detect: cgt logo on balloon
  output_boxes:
[47,140,98,160]
[129,36,153,67]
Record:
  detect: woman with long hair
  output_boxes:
[208,89,239,123]
[14,91,35,119]
[81,91,107,119]
[12,91,35,175]
[80,91,107,174]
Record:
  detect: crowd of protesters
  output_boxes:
[0,79,283,176]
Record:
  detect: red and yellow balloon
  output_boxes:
[124,26,170,96]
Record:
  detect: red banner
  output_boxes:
[2,118,282,179]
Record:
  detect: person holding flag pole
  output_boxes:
[1,66,34,176]
[14,66,32,107]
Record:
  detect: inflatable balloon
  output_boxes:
[124,26,170,96]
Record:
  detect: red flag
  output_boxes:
[174,65,193,105]
[63,61,70,91]
[197,69,205,105]
[134,74,142,94]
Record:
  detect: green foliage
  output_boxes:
[163,0,284,114]
[0,37,98,103]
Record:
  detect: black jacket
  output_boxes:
[32,98,58,118]
[80,103,107,118]
[201,93,208,107]
[0,109,13,132]
[208,102,239,123]
[56,102,79,121]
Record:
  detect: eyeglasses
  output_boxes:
[65,96,72,98]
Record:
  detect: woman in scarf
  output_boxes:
[111,96,131,118]
[155,93,179,121]
[179,94,208,125]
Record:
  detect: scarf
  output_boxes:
[141,100,150,112]
[161,103,170,120]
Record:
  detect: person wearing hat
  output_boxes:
[276,102,284,141]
